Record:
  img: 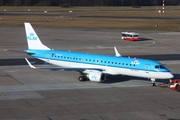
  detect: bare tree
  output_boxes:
[1,0,180,6]
[13,0,22,6]
[24,0,32,6]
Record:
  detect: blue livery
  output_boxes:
[24,22,173,85]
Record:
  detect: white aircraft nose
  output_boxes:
[166,72,174,79]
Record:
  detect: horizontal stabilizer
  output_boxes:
[25,58,36,69]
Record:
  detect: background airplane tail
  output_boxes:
[24,22,50,50]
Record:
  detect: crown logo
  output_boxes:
[27,32,37,40]
[30,33,34,36]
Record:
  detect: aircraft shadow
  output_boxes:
[103,75,131,84]
[139,38,153,41]
[102,75,170,84]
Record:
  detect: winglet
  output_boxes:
[114,47,121,57]
[25,58,37,69]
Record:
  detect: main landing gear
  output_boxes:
[78,76,88,81]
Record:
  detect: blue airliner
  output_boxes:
[24,22,173,86]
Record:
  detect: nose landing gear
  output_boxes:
[151,78,156,86]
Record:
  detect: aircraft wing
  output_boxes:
[25,58,104,72]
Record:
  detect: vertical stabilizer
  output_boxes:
[24,22,50,50]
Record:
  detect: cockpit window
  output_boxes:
[155,65,165,69]
[159,65,165,68]
[155,66,159,69]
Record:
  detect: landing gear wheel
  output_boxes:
[151,83,155,86]
[176,84,180,92]
[78,76,84,81]
[150,78,156,87]
[78,76,86,81]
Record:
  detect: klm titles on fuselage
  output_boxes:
[27,33,37,40]
[131,59,140,65]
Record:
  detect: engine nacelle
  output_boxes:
[87,72,105,82]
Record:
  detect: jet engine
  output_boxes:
[87,72,106,82]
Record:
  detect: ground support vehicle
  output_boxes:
[121,32,139,41]
[155,79,180,92]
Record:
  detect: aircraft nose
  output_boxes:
[166,72,174,79]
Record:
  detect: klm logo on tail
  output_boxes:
[27,33,37,40]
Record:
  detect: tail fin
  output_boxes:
[24,22,50,50]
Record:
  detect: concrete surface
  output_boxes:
[0,26,180,120]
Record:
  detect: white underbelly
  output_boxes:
[40,58,171,79]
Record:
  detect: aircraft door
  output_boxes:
[46,53,50,61]
[145,64,150,73]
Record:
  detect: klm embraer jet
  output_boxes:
[24,22,173,86]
